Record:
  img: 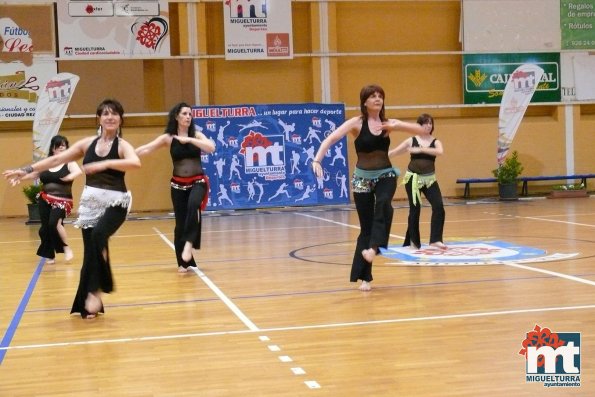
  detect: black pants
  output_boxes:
[36,199,67,259]
[171,181,207,268]
[403,179,445,248]
[71,206,128,318]
[351,175,396,282]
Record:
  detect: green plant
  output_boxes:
[492,151,524,184]
[552,182,585,191]
[22,183,43,204]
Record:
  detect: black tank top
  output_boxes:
[39,164,73,197]
[354,119,391,170]
[83,137,127,192]
[408,137,436,174]
[170,137,204,177]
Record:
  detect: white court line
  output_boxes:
[519,215,594,228]
[504,262,595,287]
[152,227,259,331]
[5,303,595,351]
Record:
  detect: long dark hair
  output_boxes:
[165,102,196,137]
[49,135,69,156]
[359,84,386,122]
[96,98,125,136]
[416,113,435,134]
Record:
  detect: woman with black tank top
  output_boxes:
[135,102,216,272]
[3,99,141,319]
[10,135,82,264]
[389,113,446,250]
[312,85,426,291]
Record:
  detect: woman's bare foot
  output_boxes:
[430,241,448,250]
[177,266,188,273]
[181,242,193,262]
[358,281,372,291]
[64,246,73,262]
[85,292,102,314]
[362,248,376,263]
[46,258,55,264]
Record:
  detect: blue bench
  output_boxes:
[456,174,595,198]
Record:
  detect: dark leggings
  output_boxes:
[403,179,445,248]
[71,206,128,318]
[351,175,397,282]
[36,198,67,259]
[171,181,207,268]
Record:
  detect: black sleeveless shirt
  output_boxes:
[170,137,204,177]
[83,137,127,192]
[354,120,391,170]
[39,164,73,198]
[408,137,436,174]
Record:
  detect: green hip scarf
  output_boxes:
[402,170,437,206]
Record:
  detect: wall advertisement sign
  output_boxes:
[463,53,561,104]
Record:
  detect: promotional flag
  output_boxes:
[497,64,544,165]
[32,73,80,162]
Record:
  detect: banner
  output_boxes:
[57,0,170,59]
[0,56,57,121]
[463,53,560,104]
[193,103,348,210]
[32,73,80,162]
[223,0,293,60]
[497,64,544,165]
[561,0,595,50]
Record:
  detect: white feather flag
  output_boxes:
[497,64,544,165]
[32,73,80,162]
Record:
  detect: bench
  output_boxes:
[456,174,595,198]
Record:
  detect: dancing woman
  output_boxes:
[389,113,446,250]
[135,102,216,272]
[312,84,425,291]
[3,99,141,318]
[14,135,82,263]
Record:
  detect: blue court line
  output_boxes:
[0,258,45,365]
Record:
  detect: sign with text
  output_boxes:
[57,0,170,59]
[193,103,347,210]
[561,0,595,50]
[463,53,561,104]
[223,0,293,60]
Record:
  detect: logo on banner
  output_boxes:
[519,324,581,387]
[240,131,285,179]
[226,0,268,19]
[267,34,289,57]
[46,79,75,104]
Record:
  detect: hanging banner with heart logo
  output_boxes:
[56,1,170,58]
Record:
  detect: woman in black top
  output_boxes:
[4,99,141,318]
[136,102,216,272]
[312,85,425,291]
[12,135,82,264]
[389,113,446,250]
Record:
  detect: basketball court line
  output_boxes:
[153,227,259,331]
[3,303,595,352]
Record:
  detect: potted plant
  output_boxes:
[22,183,43,224]
[548,182,588,199]
[492,151,524,200]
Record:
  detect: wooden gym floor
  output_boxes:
[0,196,594,396]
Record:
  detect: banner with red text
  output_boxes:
[194,103,347,210]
